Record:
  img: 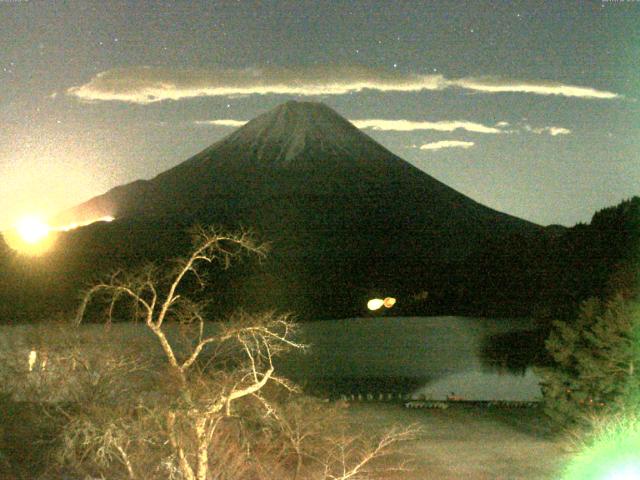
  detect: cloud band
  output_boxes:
[193,117,504,134]
[194,119,248,127]
[524,125,572,136]
[351,119,503,134]
[67,66,621,104]
[193,118,571,137]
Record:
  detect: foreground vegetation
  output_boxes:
[1,193,638,478]
[1,227,418,479]
[3,397,570,480]
[347,402,567,479]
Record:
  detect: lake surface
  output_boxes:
[276,316,543,401]
[0,316,543,401]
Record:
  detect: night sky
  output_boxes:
[1,0,638,230]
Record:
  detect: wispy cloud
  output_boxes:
[450,77,619,99]
[348,119,504,134]
[67,66,445,104]
[541,126,571,136]
[67,66,621,104]
[418,140,475,151]
[192,117,573,140]
[524,125,572,136]
[193,117,504,134]
[194,119,248,127]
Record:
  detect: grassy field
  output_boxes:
[345,402,569,480]
[1,397,571,479]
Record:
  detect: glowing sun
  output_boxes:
[3,215,56,256]
[3,213,116,256]
[16,216,50,244]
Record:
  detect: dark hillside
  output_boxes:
[2,103,634,323]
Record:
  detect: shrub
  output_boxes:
[537,295,640,430]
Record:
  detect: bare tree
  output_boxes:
[54,226,421,480]
[272,398,420,480]
[319,425,418,480]
[71,227,305,480]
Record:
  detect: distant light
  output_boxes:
[16,216,50,244]
[383,297,396,308]
[28,350,37,372]
[367,298,384,311]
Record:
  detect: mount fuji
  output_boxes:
[44,101,542,319]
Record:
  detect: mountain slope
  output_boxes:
[58,102,525,216]
[48,101,542,319]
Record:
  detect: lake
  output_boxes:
[0,316,543,401]
[277,316,543,401]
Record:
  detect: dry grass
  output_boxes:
[343,403,569,480]
[1,398,570,479]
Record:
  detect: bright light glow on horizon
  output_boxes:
[3,214,115,256]
[56,215,115,232]
[4,214,57,256]
[15,216,50,244]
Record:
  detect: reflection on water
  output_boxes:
[278,316,543,400]
[0,316,544,401]
[414,368,541,401]
[480,328,548,375]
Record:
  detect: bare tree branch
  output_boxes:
[62,226,414,480]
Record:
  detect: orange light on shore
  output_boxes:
[383,297,396,308]
[367,296,397,312]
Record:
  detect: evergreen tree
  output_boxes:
[537,295,640,428]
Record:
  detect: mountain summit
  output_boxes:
[53,101,540,318]
[220,100,378,164]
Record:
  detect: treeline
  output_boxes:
[0,197,637,324]
[475,197,639,372]
[436,196,639,322]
